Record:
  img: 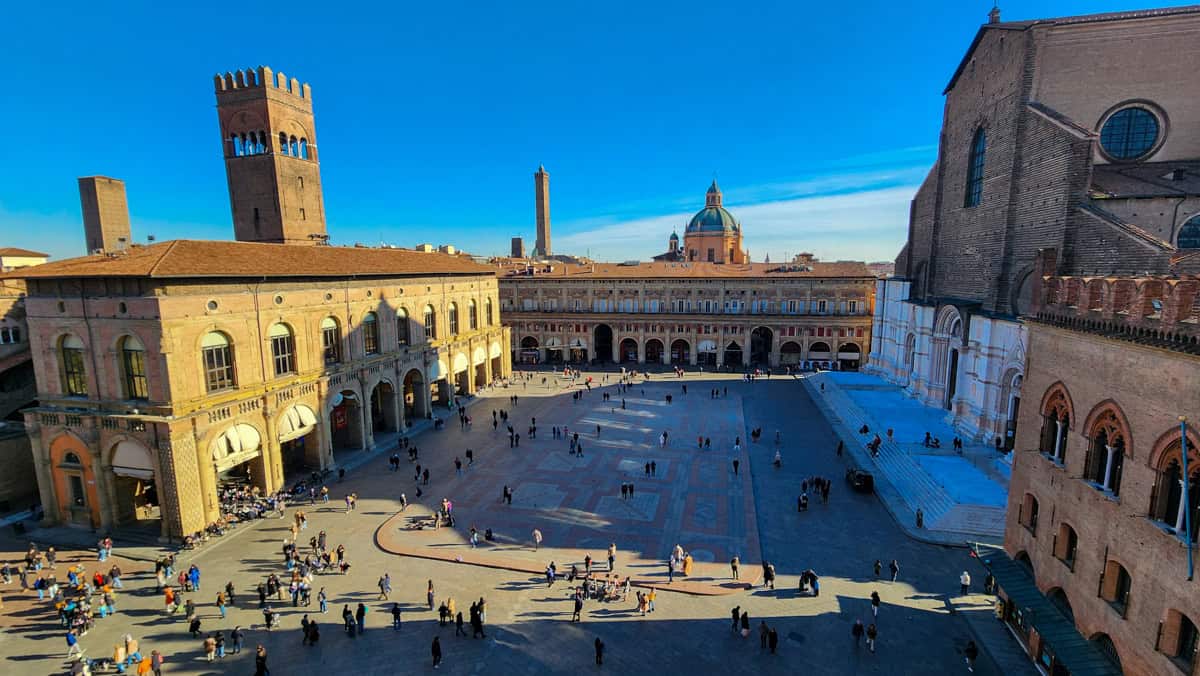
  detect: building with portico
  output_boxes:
[500,260,873,369]
[14,240,509,540]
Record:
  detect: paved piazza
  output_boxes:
[1,371,1005,675]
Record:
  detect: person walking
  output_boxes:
[759,620,769,650]
[231,626,244,654]
[432,636,443,669]
[866,623,878,653]
[532,528,543,551]
[65,628,82,658]
[594,637,605,666]
[767,627,779,655]
[150,649,164,676]
[731,606,741,634]
[852,619,864,647]
[318,587,328,614]
[730,556,740,580]
[873,559,882,578]
[572,594,583,622]
[889,559,900,582]
[870,590,881,617]
[960,570,971,595]
[356,602,367,634]
[254,645,269,676]
[427,580,436,610]
[732,458,740,475]
[607,543,616,571]
[455,611,467,637]
[379,574,391,600]
[964,640,979,672]
[216,591,227,618]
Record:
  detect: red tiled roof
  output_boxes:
[3,240,494,280]
[498,260,873,280]
[0,247,50,258]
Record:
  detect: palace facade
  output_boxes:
[500,260,874,369]
[14,241,509,539]
[999,250,1200,676]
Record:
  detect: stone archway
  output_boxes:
[838,343,862,371]
[619,338,639,363]
[670,339,690,365]
[403,368,429,421]
[371,380,399,434]
[594,324,614,363]
[644,338,664,364]
[109,439,159,528]
[750,326,773,366]
[278,403,320,474]
[723,341,743,368]
[329,390,365,458]
[780,341,802,365]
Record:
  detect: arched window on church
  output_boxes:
[964,127,986,207]
[299,138,309,159]
[257,130,266,154]
[1178,214,1200,249]
[290,136,299,157]
[231,134,244,157]
[279,132,289,155]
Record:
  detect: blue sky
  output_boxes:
[0,1,1167,263]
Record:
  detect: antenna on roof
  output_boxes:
[147,235,156,242]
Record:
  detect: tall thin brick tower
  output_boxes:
[78,176,132,254]
[534,165,551,257]
[214,66,328,245]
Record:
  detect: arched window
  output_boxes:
[1150,439,1200,540]
[424,305,437,341]
[246,131,257,155]
[201,331,236,392]
[62,452,82,466]
[1019,493,1039,534]
[269,323,296,376]
[448,302,459,336]
[1100,561,1132,617]
[279,131,289,155]
[299,138,308,159]
[256,130,266,154]
[964,127,986,207]
[231,134,244,157]
[1178,214,1200,249]
[468,299,478,331]
[396,308,410,346]
[60,335,88,396]
[1084,409,1126,496]
[1039,386,1071,465]
[485,298,494,326]
[1054,523,1079,570]
[320,317,341,365]
[1164,610,1199,671]
[362,312,379,355]
[119,335,148,400]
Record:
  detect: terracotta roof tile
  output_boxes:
[0,247,50,258]
[3,240,494,280]
[498,260,873,280]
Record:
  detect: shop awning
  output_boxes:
[973,544,1122,676]
[111,441,155,480]
[278,404,318,443]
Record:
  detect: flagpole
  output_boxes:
[1182,416,1194,582]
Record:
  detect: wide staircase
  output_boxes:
[803,372,1004,541]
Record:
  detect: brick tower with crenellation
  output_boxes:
[214,66,328,245]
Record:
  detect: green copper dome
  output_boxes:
[686,206,740,233]
[685,179,739,233]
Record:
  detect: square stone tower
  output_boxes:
[214,66,328,245]
[534,165,551,256]
[78,176,132,254]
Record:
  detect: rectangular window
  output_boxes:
[364,322,379,354]
[818,300,827,314]
[323,325,341,364]
[707,248,715,262]
[787,300,797,314]
[122,348,149,400]
[271,334,296,376]
[203,345,236,392]
[62,347,88,396]
[849,300,858,314]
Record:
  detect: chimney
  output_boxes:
[988,4,1001,23]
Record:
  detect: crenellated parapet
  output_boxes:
[213,65,311,101]
[1030,249,1200,353]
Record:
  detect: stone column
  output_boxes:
[262,404,283,492]
[360,384,375,451]
[1053,420,1064,462]
[1101,445,1116,490]
[28,427,60,524]
[1175,480,1188,533]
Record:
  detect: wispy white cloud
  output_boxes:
[554,154,930,263]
